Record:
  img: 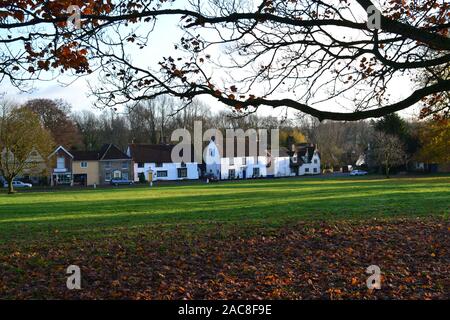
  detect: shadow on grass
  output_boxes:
[0,187,447,242]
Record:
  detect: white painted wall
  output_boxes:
[133,162,199,182]
[273,157,294,177]
[298,153,321,175]
[204,138,323,180]
[298,163,320,175]
[220,156,268,180]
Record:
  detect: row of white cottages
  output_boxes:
[127,139,321,182]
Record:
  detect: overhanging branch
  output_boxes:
[206,80,450,121]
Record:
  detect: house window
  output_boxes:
[178,168,188,178]
[122,161,128,169]
[210,149,215,157]
[314,159,318,164]
[30,150,38,157]
[313,168,318,173]
[105,172,111,181]
[253,167,260,177]
[305,168,310,173]
[138,163,144,168]
[105,161,111,169]
[55,173,71,185]
[122,172,129,180]
[293,155,298,163]
[57,157,65,169]
[157,171,168,177]
[156,162,163,168]
[113,170,122,179]
[229,169,236,179]
[80,162,88,168]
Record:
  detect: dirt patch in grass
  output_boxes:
[0,217,448,299]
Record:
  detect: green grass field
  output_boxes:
[0,175,449,242]
[0,175,449,299]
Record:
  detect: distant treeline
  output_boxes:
[18,96,449,171]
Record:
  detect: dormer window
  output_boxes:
[57,157,65,169]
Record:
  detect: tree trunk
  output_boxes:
[7,178,14,194]
[386,164,390,178]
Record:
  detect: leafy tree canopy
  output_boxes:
[417,119,450,163]
[0,103,54,193]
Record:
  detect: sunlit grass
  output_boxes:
[0,175,448,242]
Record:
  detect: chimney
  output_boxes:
[287,135,294,149]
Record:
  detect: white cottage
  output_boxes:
[127,144,199,182]
[204,138,300,180]
[204,137,270,180]
[289,144,321,175]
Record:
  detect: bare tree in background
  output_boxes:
[127,102,158,144]
[297,114,374,169]
[373,131,406,178]
[23,99,81,149]
[314,121,346,169]
[73,110,103,151]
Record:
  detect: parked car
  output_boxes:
[110,178,134,186]
[204,173,219,183]
[3,180,33,188]
[350,170,368,176]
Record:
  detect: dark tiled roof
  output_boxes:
[294,145,316,162]
[71,150,101,161]
[70,144,130,161]
[99,144,131,160]
[128,144,173,163]
[129,144,174,163]
[128,144,196,163]
[274,147,290,157]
